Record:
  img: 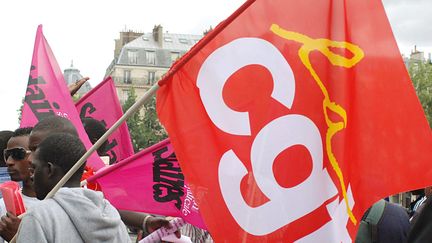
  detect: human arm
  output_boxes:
[118,210,180,236]
[68,77,89,96]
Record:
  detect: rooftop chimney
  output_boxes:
[153,25,163,47]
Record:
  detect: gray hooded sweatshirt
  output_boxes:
[17,187,131,243]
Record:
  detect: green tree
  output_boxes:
[122,87,167,152]
[17,100,23,123]
[409,61,432,127]
[141,95,167,147]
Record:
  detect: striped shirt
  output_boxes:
[413,196,427,212]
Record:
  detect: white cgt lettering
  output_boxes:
[197,38,338,236]
[197,37,295,136]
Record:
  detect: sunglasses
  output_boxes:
[3,147,31,161]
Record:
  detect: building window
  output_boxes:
[128,50,138,64]
[122,89,129,103]
[171,52,180,63]
[148,71,156,85]
[146,51,156,65]
[179,38,189,44]
[124,70,131,84]
[164,37,173,42]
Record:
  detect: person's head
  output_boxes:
[0,130,14,167]
[31,133,86,200]
[411,189,425,196]
[29,116,79,153]
[5,127,33,182]
[81,117,108,156]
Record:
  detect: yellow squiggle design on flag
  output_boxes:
[270,24,364,225]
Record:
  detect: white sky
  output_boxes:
[0,0,431,131]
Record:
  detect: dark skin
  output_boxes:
[118,210,180,238]
[31,148,180,239]
[0,204,23,237]
[0,130,63,241]
[29,131,179,238]
[30,148,73,200]
[5,127,178,241]
[4,136,35,197]
[0,212,20,241]
[0,135,35,241]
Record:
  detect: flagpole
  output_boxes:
[9,83,157,242]
[10,2,258,242]
[9,83,160,243]
[46,0,257,200]
[45,83,160,199]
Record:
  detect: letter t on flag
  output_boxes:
[20,25,105,170]
[156,0,432,242]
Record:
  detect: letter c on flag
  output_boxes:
[197,37,295,135]
[198,38,338,236]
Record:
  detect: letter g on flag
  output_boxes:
[197,38,338,236]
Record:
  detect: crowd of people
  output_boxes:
[0,77,214,243]
[0,79,428,243]
[1,117,431,243]
[0,116,184,242]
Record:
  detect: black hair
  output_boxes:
[36,133,87,180]
[33,116,78,137]
[12,127,33,137]
[81,117,108,155]
[0,130,14,166]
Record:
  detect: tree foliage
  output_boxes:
[122,87,167,152]
[409,61,432,127]
[17,100,23,124]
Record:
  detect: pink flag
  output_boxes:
[87,139,207,229]
[75,77,134,164]
[20,25,105,170]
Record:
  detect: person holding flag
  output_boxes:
[17,133,131,242]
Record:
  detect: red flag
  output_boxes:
[21,25,105,170]
[75,77,134,164]
[156,0,432,242]
[87,139,207,229]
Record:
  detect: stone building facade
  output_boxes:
[105,25,203,104]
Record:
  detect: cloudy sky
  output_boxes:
[0,0,431,130]
[382,0,432,54]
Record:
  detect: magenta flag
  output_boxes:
[75,77,134,164]
[87,139,207,229]
[20,25,105,170]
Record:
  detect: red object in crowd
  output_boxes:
[0,181,26,216]
[81,166,101,191]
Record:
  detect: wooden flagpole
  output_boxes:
[46,0,257,200]
[10,1,257,241]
